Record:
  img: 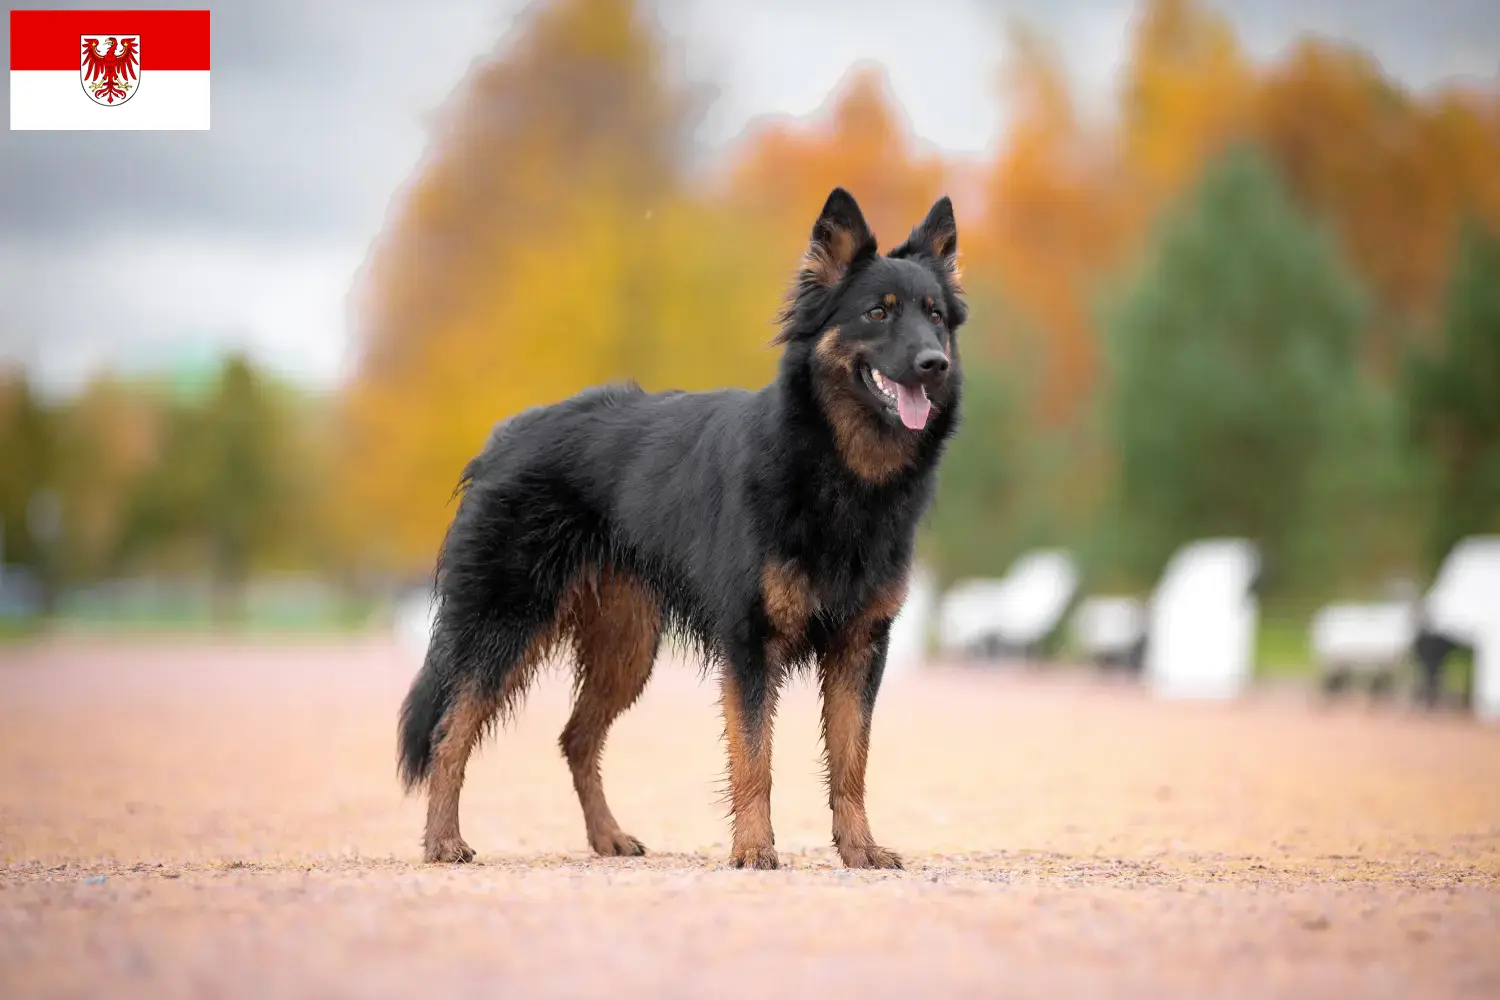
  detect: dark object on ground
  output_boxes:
[1414,627,1474,709]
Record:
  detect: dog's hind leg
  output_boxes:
[422,680,494,863]
[560,570,661,857]
[420,612,564,863]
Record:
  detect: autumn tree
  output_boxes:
[1404,219,1500,568]
[1254,40,1500,370]
[1103,145,1373,596]
[1119,0,1255,203]
[41,374,162,582]
[725,64,949,263]
[340,0,718,575]
[969,21,1135,425]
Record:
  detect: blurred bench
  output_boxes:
[1310,599,1417,698]
[936,549,1079,663]
[1309,536,1500,718]
[1071,595,1148,673]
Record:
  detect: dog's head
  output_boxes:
[777,188,967,481]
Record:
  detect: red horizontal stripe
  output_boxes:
[10,10,210,71]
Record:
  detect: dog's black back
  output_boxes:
[399,187,966,867]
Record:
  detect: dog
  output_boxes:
[397,187,966,869]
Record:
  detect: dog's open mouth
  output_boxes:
[860,363,931,431]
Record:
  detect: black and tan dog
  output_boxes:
[398,187,966,869]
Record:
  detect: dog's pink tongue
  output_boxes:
[895,382,931,430]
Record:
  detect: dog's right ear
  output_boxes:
[801,188,877,289]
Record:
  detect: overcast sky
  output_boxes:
[2,0,1497,396]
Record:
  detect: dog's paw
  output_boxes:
[591,829,647,857]
[424,836,476,864]
[840,844,904,870]
[729,845,781,870]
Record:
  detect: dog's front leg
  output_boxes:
[720,657,780,870]
[821,621,903,869]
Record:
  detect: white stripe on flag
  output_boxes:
[10,70,210,131]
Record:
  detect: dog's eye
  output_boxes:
[867,306,886,322]
[929,310,944,325]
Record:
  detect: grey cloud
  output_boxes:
[4,0,1494,244]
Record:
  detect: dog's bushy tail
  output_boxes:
[398,643,450,792]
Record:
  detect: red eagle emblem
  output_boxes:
[81,35,140,106]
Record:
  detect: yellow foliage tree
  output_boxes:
[1120,0,1256,202]
[337,0,789,575]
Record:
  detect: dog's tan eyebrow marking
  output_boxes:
[882,293,897,308]
[923,295,934,311]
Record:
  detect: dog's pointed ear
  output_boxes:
[801,187,877,289]
[892,196,961,294]
[894,195,958,267]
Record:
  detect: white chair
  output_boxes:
[936,549,1079,661]
[1071,595,1148,672]
[1145,539,1260,700]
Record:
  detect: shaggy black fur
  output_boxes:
[397,187,967,868]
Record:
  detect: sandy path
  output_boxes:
[2,635,1498,998]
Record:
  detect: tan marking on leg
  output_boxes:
[722,669,780,870]
[422,585,575,863]
[560,568,660,857]
[818,571,910,870]
[423,683,493,863]
[813,328,918,484]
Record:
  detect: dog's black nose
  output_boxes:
[914,349,950,382]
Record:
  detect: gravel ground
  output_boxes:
[2,634,1498,999]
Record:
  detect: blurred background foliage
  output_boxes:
[2,0,1499,629]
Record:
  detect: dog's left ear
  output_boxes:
[893,196,960,285]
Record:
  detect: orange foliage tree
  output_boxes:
[1254,41,1500,368]
[724,65,950,263]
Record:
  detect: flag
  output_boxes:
[10,9,210,130]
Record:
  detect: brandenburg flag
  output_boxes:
[10,9,210,130]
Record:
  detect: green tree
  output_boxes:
[205,356,280,595]
[0,370,60,608]
[923,356,1029,584]
[1405,218,1500,569]
[921,303,1066,585]
[1102,144,1373,598]
[117,354,288,615]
